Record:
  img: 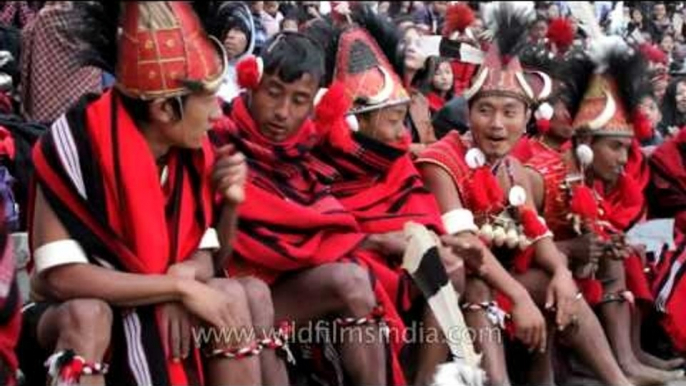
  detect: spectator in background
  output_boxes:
[652,2,673,41]
[20,1,102,125]
[660,77,686,136]
[530,15,548,43]
[417,56,454,116]
[547,2,561,19]
[280,13,299,32]
[261,1,283,37]
[393,15,415,35]
[388,1,414,19]
[210,2,256,102]
[628,8,653,37]
[377,2,390,16]
[661,33,676,56]
[0,1,39,29]
[412,1,447,35]
[249,1,267,53]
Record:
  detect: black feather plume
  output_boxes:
[607,48,653,114]
[71,1,121,74]
[302,18,340,86]
[351,5,404,77]
[557,51,595,116]
[483,3,534,59]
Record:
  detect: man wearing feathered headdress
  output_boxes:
[417,3,634,385]
[526,33,685,383]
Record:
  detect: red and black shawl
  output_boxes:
[315,125,444,311]
[649,128,686,243]
[211,96,407,385]
[31,90,214,386]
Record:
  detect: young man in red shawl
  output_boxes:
[18,3,280,386]
[416,4,632,386]
[650,127,686,360]
[305,15,484,385]
[211,31,407,386]
[526,37,685,383]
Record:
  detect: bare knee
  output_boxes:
[330,264,376,316]
[208,278,251,320]
[464,277,492,304]
[239,277,274,324]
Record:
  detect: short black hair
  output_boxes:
[117,90,188,124]
[261,32,325,85]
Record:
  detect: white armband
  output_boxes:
[34,239,89,274]
[442,209,479,235]
[199,228,220,251]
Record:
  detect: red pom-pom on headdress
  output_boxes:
[519,207,548,239]
[570,185,599,219]
[315,81,351,123]
[546,18,575,53]
[632,110,654,142]
[639,43,668,65]
[236,55,262,90]
[443,3,475,36]
[536,118,551,134]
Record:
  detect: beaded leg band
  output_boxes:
[334,305,386,328]
[597,290,635,307]
[205,322,295,364]
[45,350,109,386]
[462,301,510,329]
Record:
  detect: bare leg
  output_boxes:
[238,277,290,386]
[511,269,555,386]
[414,308,450,386]
[596,259,671,384]
[272,263,386,386]
[204,278,262,386]
[37,299,113,386]
[463,277,510,386]
[414,252,468,385]
[632,306,685,371]
[513,268,632,386]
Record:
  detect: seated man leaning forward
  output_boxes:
[18,3,275,386]
[416,4,632,386]
[211,32,409,386]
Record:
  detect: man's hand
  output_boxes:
[365,231,408,258]
[511,296,547,353]
[160,302,195,361]
[440,233,485,273]
[162,264,198,360]
[213,144,247,205]
[545,269,579,331]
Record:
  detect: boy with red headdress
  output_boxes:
[18,3,279,386]
[416,3,632,385]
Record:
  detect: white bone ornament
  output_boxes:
[493,227,506,247]
[508,185,527,207]
[465,148,486,169]
[575,144,594,167]
[506,228,520,249]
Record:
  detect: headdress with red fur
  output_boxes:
[546,18,576,55]
[443,3,475,38]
